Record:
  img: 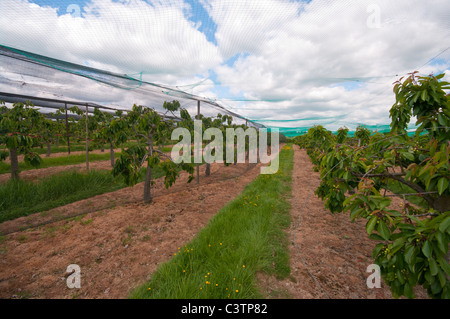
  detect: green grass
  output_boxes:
[129,145,294,299]
[0,165,168,223]
[0,143,176,175]
[0,152,121,175]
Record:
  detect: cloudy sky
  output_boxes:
[1,0,449,134]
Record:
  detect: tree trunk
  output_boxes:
[110,143,115,167]
[143,133,154,203]
[46,142,51,157]
[10,148,19,180]
[143,164,153,203]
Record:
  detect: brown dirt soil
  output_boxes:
[0,161,264,299]
[257,145,429,299]
[0,145,430,299]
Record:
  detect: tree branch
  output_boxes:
[387,175,435,208]
[348,168,436,208]
[153,149,174,162]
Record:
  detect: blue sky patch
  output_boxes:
[30,0,89,16]
[184,0,217,45]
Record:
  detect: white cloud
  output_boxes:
[208,0,450,129]
[0,0,449,133]
[0,0,222,81]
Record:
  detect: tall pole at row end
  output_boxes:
[65,103,70,155]
[85,104,89,171]
[196,100,200,184]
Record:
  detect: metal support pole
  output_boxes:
[85,104,89,171]
[196,100,200,184]
[65,103,70,155]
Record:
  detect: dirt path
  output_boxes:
[0,161,263,299]
[257,145,428,299]
[0,144,430,299]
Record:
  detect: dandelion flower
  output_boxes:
[236,290,239,293]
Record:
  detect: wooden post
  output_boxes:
[85,104,89,171]
[65,103,70,155]
[196,100,200,184]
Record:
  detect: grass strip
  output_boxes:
[129,144,294,299]
[0,153,121,175]
[0,145,176,175]
[0,166,168,223]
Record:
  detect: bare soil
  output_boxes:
[257,145,428,299]
[0,145,429,299]
[0,161,263,298]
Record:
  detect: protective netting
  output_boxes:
[0,44,262,128]
[0,0,449,136]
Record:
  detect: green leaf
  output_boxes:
[369,233,385,241]
[437,269,446,287]
[366,215,378,235]
[429,257,438,276]
[377,220,390,241]
[437,113,446,126]
[398,223,415,232]
[404,282,415,299]
[435,231,447,254]
[404,245,416,265]
[421,89,428,101]
[402,152,414,161]
[437,255,450,275]
[437,177,449,196]
[439,216,450,233]
[422,240,432,259]
[390,237,406,255]
[372,243,385,258]
[350,207,363,221]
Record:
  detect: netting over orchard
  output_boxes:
[0,0,449,135]
[0,45,263,128]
